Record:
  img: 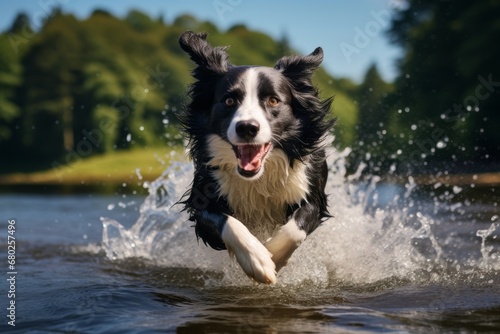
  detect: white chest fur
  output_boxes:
[206,135,310,237]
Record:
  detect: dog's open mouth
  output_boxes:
[233,143,272,177]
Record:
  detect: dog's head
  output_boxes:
[179,31,333,180]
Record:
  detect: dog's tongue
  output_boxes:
[237,145,266,173]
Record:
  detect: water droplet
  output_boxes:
[436,141,446,149]
[139,126,144,131]
[411,124,417,130]
[107,204,115,210]
[126,133,132,142]
[135,168,143,180]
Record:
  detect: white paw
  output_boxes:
[222,217,276,284]
[265,219,306,271]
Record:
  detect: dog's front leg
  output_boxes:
[265,203,321,271]
[194,210,276,284]
[222,216,277,284]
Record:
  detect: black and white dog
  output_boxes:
[178,31,334,284]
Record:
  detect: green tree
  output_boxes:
[0,9,362,172]
[126,9,156,32]
[0,35,21,143]
[353,64,392,172]
[18,13,84,160]
[387,0,500,171]
[356,64,391,146]
[277,32,292,56]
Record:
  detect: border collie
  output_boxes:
[178,31,335,284]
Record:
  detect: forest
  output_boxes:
[0,1,498,178]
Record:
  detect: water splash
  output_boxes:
[101,148,498,287]
[102,162,193,261]
[476,222,499,270]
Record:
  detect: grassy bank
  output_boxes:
[0,146,186,186]
[1,146,499,191]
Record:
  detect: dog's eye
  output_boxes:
[225,97,235,106]
[267,97,279,107]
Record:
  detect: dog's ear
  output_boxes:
[179,31,230,77]
[274,47,323,82]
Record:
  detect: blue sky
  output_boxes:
[0,0,404,82]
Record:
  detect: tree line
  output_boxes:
[351,0,500,175]
[0,8,358,173]
[1,1,498,176]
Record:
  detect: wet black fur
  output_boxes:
[178,31,335,250]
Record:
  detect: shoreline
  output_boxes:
[410,172,500,187]
[1,170,499,188]
[0,147,185,190]
[0,171,161,185]
[383,172,500,187]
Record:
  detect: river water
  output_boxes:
[1,149,499,333]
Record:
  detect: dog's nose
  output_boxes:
[235,120,260,139]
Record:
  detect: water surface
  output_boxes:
[1,150,499,333]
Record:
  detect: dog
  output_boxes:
[178,31,335,284]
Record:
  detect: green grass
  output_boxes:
[0,146,187,185]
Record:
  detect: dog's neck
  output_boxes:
[206,134,309,238]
